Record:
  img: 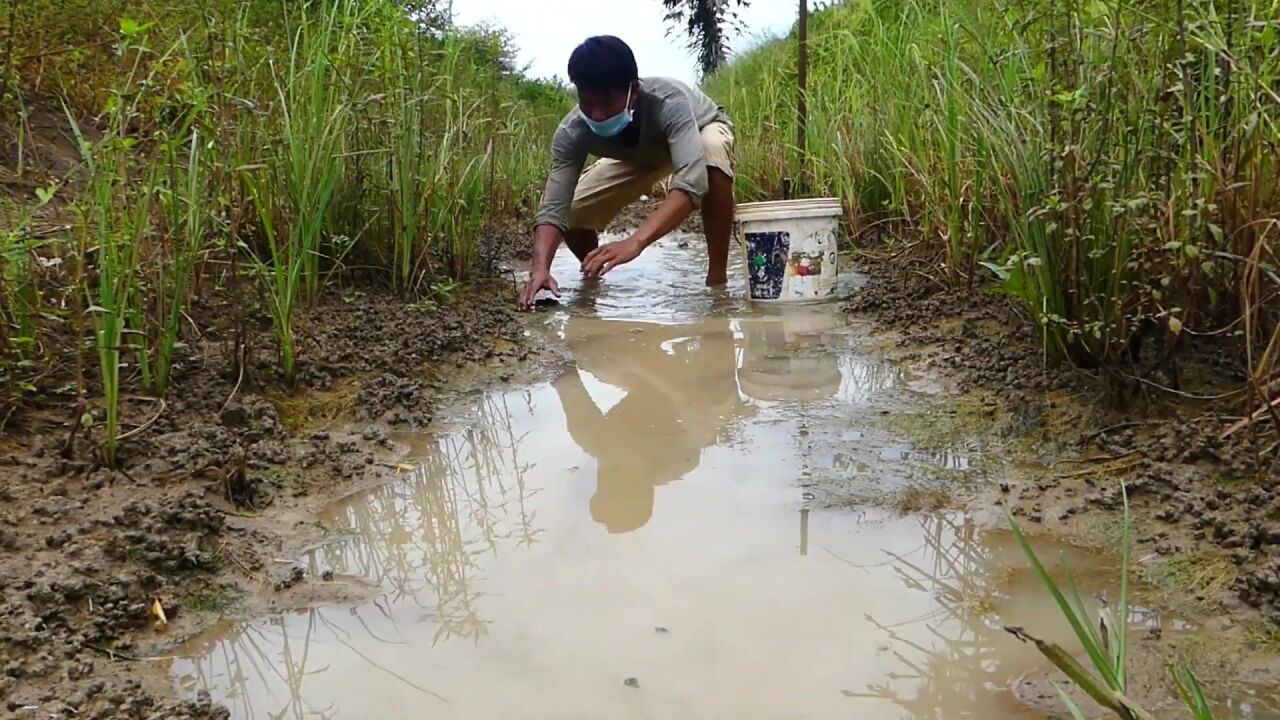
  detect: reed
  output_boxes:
[709,0,1279,377]
[0,0,568,444]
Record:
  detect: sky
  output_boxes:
[451,0,799,85]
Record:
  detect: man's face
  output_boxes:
[577,84,634,122]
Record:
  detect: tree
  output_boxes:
[661,0,750,77]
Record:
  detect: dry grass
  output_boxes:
[889,483,955,514]
[1143,550,1239,609]
[270,384,357,434]
[1245,619,1280,652]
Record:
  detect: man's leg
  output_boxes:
[701,167,734,286]
[568,159,668,265]
[699,122,736,287]
[564,229,599,261]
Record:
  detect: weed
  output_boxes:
[1006,486,1217,719]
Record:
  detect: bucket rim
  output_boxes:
[737,197,842,210]
[736,197,843,223]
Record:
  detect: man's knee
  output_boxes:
[564,228,600,261]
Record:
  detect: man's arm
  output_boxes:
[530,223,565,275]
[533,127,587,264]
[582,98,706,277]
[628,190,694,250]
[522,127,585,307]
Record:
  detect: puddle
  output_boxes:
[170,241,1280,719]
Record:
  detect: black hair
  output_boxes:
[567,36,639,93]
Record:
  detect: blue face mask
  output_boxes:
[580,86,633,138]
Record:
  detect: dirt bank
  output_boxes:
[843,250,1280,631]
[0,280,544,719]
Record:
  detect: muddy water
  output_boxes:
[170,237,1279,719]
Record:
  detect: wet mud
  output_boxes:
[843,252,1280,626]
[4,215,1278,719]
[0,283,538,719]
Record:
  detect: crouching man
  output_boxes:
[519,35,736,308]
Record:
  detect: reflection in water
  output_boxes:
[843,514,1038,719]
[170,242,1280,720]
[555,317,747,533]
[737,308,904,403]
[878,446,977,470]
[313,393,541,642]
[177,606,447,720]
[552,313,906,534]
[738,311,844,401]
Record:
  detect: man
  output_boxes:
[518,35,736,308]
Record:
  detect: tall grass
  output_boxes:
[276,0,360,305]
[153,121,213,394]
[63,16,168,465]
[68,118,152,468]
[0,0,567,453]
[709,0,1280,386]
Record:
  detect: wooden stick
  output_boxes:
[1221,392,1280,439]
[795,0,809,194]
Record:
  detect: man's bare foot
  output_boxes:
[705,273,727,287]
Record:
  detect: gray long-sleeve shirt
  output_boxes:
[534,76,731,232]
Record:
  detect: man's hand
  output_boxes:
[582,237,643,278]
[519,271,560,309]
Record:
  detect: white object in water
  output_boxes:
[735,197,842,303]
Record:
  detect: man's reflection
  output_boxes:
[553,317,745,533]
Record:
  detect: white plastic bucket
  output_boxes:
[736,197,842,303]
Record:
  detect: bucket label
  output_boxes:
[745,231,790,300]
[787,250,824,280]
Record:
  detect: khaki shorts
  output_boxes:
[568,121,735,232]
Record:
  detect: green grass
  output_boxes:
[0,0,568,446]
[709,0,1279,375]
[1007,487,1216,719]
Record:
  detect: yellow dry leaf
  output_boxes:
[395,463,415,474]
[151,598,168,629]
[1168,316,1183,335]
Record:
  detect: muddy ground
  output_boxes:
[1,198,1277,719]
[843,250,1280,629]
[0,276,549,718]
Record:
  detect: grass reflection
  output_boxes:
[311,391,543,643]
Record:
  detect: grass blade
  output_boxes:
[1006,508,1121,689]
